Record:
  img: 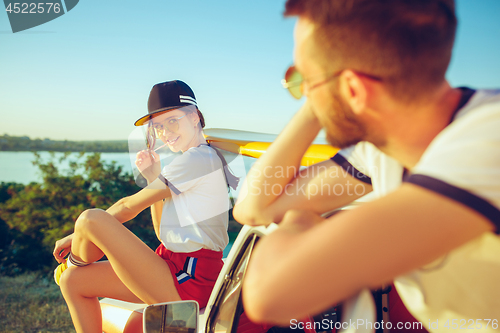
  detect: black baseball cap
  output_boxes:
[134,80,199,126]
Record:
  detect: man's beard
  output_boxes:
[320,93,367,149]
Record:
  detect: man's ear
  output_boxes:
[338,70,369,115]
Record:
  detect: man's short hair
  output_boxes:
[285,0,457,102]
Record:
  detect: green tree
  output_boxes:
[0,152,157,275]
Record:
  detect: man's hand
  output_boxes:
[53,233,74,263]
[233,102,323,225]
[135,150,161,183]
[279,209,325,233]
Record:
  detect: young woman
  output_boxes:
[53,80,233,332]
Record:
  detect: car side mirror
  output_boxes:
[143,300,199,333]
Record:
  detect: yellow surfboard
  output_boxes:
[204,128,339,167]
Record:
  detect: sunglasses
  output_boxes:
[145,114,187,150]
[281,65,382,99]
[150,114,187,138]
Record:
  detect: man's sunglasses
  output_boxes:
[281,65,382,99]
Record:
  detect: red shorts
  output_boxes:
[155,244,223,309]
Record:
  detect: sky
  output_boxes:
[1,0,499,141]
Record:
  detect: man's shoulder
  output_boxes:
[338,141,400,169]
[410,89,500,213]
[454,89,500,121]
[437,89,500,145]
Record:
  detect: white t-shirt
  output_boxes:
[158,145,230,253]
[335,89,500,332]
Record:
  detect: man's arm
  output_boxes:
[252,159,372,223]
[242,183,495,325]
[233,102,372,225]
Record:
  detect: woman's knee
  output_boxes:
[74,208,107,235]
[59,266,79,297]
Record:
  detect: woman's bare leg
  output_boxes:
[60,261,143,332]
[61,209,181,333]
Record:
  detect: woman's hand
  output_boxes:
[135,150,161,183]
[53,233,74,263]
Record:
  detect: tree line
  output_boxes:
[0,152,241,276]
[0,152,156,275]
[0,134,128,152]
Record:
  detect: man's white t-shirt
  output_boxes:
[158,145,230,253]
[334,89,500,332]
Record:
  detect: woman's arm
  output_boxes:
[135,149,165,237]
[149,200,164,239]
[106,178,172,224]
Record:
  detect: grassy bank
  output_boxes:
[0,274,75,333]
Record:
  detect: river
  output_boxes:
[0,151,135,184]
[0,151,251,185]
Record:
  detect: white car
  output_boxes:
[100,223,377,333]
